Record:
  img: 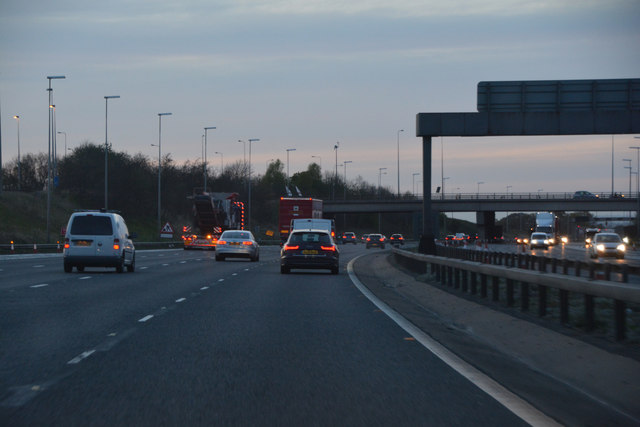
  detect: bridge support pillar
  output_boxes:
[476,211,496,241]
[419,136,437,254]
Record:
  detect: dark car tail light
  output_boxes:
[284,244,299,251]
[321,245,336,252]
[242,241,253,246]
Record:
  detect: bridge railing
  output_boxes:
[328,191,636,201]
[393,247,640,342]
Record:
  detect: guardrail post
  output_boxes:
[470,272,477,295]
[520,282,528,311]
[563,259,569,275]
[604,263,612,281]
[615,300,626,341]
[492,276,500,302]
[560,290,569,324]
[454,268,460,289]
[585,294,595,332]
[551,258,557,274]
[435,263,441,282]
[506,279,514,306]
[575,262,582,278]
[448,266,454,287]
[589,263,596,280]
[622,264,629,283]
[462,270,468,292]
[481,274,488,298]
[538,285,547,317]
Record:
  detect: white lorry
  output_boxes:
[290,218,336,240]
[535,212,557,245]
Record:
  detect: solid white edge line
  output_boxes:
[67,349,96,365]
[347,256,561,427]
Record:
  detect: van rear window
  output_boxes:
[70,216,113,235]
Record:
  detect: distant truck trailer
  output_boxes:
[279,197,323,243]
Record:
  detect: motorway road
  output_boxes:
[3,246,541,425]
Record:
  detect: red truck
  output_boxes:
[279,197,323,243]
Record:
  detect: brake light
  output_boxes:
[113,239,120,250]
[242,241,253,246]
[284,244,299,251]
[321,245,336,251]
[64,238,70,249]
[366,238,371,241]
[217,240,227,245]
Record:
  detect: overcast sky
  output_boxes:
[1,0,639,195]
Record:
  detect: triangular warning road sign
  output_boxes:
[161,222,174,233]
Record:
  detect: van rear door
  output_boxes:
[68,215,114,256]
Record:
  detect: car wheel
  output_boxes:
[116,255,124,273]
[127,254,135,272]
[331,266,339,275]
[64,261,72,273]
[216,254,224,261]
[280,265,290,274]
[77,265,85,272]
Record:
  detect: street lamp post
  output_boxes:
[442,177,450,199]
[630,141,640,237]
[104,95,120,210]
[247,138,260,230]
[46,75,65,243]
[57,131,67,158]
[203,126,216,192]
[623,158,632,196]
[13,115,20,191]
[156,113,172,233]
[333,142,339,200]
[214,151,223,175]
[477,181,484,196]
[412,172,420,196]
[343,160,352,199]
[378,167,387,196]
[286,148,296,180]
[396,129,404,196]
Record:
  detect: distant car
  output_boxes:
[389,234,404,246]
[280,229,339,274]
[215,230,259,262]
[515,237,529,245]
[63,210,136,273]
[589,232,625,259]
[361,234,369,243]
[529,232,550,250]
[341,232,357,244]
[573,190,598,199]
[366,233,386,249]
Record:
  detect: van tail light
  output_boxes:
[113,239,120,250]
[64,238,70,249]
[321,245,336,252]
[284,244,299,251]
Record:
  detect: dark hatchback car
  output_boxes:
[389,234,404,246]
[341,232,357,244]
[280,230,339,274]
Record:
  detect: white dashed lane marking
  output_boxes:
[30,284,49,288]
[138,315,153,323]
[176,298,186,303]
[79,276,91,280]
[67,350,95,365]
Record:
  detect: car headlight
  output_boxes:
[548,238,555,244]
[623,237,630,244]
[617,244,626,252]
[596,244,605,252]
[531,239,537,244]
[544,239,549,244]
[561,236,569,244]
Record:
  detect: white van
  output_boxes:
[63,210,136,273]
[290,218,336,239]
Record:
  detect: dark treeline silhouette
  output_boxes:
[2,142,417,238]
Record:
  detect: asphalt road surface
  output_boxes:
[0,245,537,425]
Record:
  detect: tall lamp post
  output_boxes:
[378,167,387,232]
[630,141,640,238]
[333,142,339,200]
[46,75,65,243]
[247,138,260,230]
[623,158,632,196]
[286,148,296,180]
[214,151,223,175]
[343,160,352,200]
[396,129,404,196]
[104,95,120,210]
[57,131,67,158]
[13,115,20,191]
[203,126,216,192]
[412,172,420,196]
[156,113,172,233]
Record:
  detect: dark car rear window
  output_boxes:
[70,216,113,235]
[290,232,332,245]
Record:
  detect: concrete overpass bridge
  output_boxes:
[324,193,639,214]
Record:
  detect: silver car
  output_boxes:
[215,230,259,262]
[589,232,625,259]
